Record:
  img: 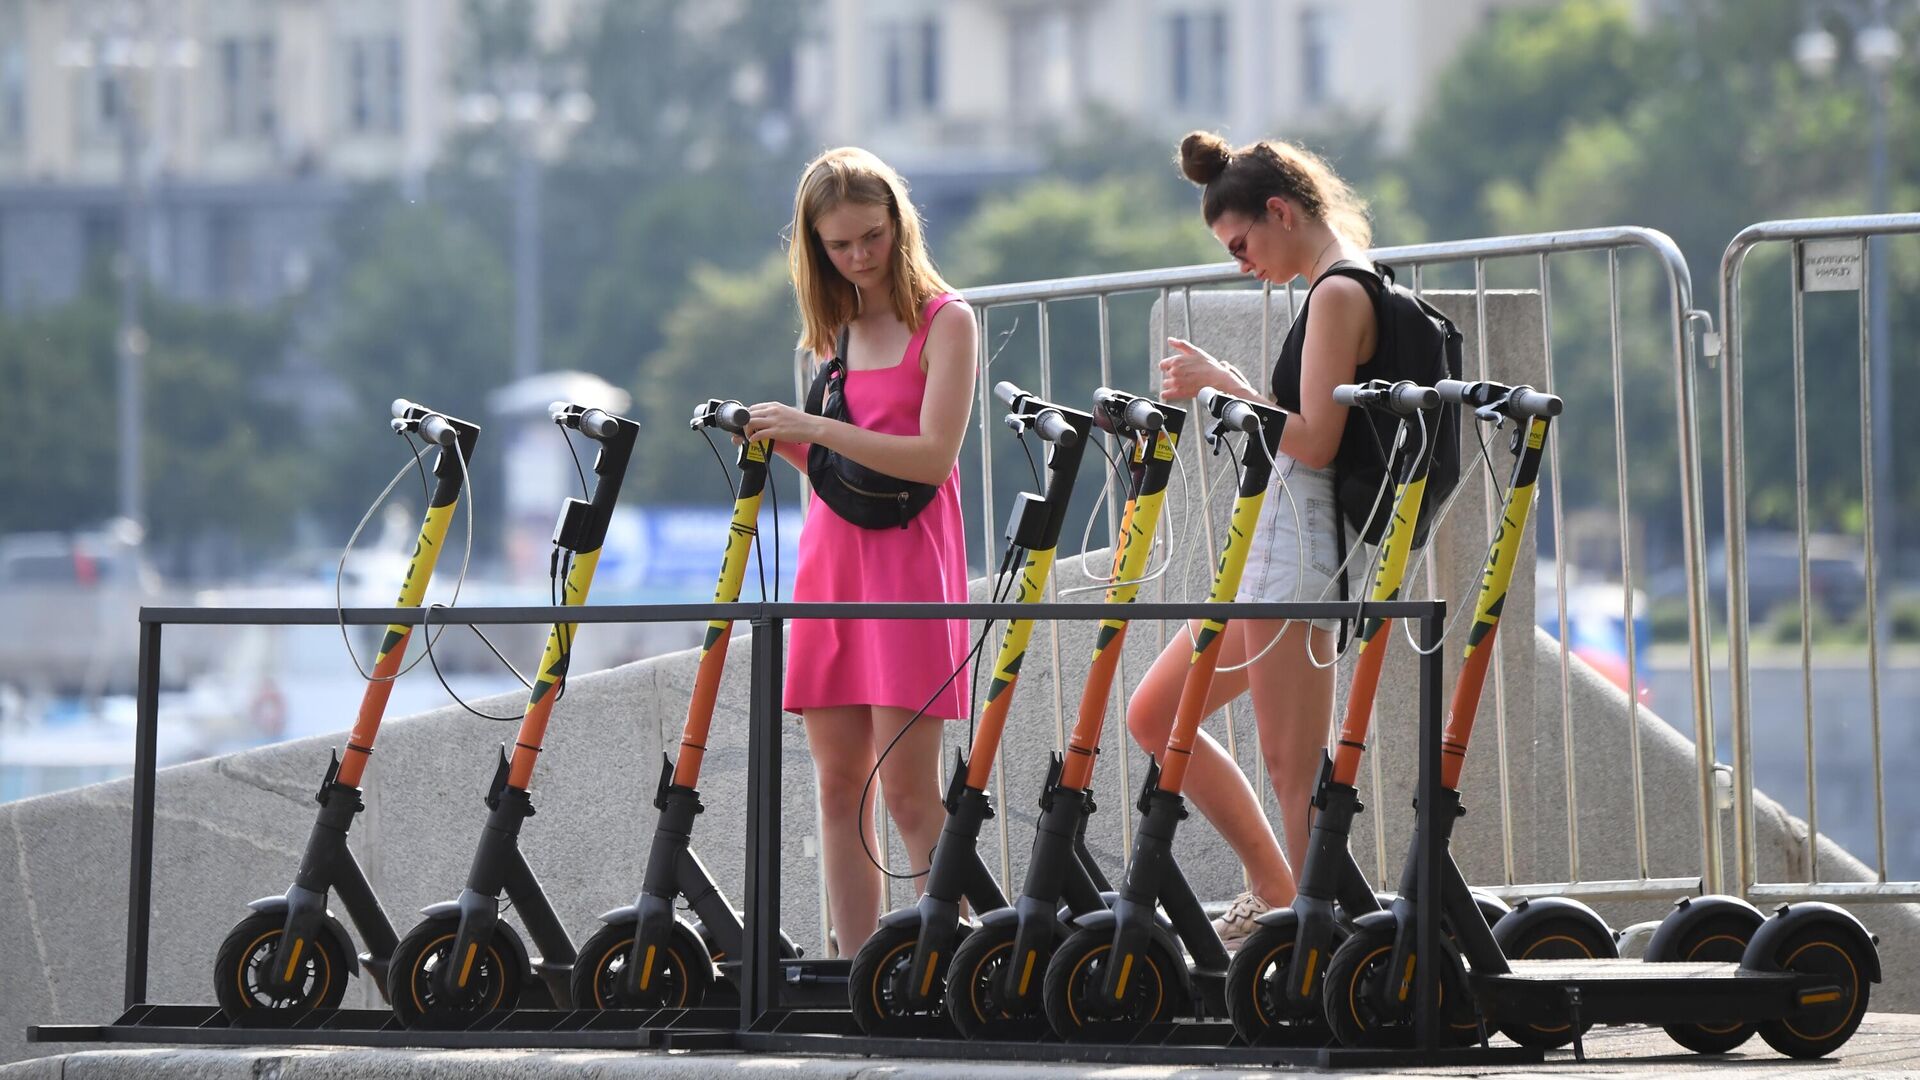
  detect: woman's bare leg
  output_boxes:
[870,706,948,884]
[1240,619,1338,872]
[1124,621,1296,905]
[804,706,882,954]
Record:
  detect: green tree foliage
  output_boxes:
[0,285,299,566]
[317,197,512,534]
[635,253,800,503]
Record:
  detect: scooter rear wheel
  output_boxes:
[388,913,525,1029]
[1492,906,1615,1048]
[1649,908,1761,1054]
[1755,925,1873,1059]
[213,911,350,1025]
[571,916,712,1010]
[1042,925,1180,1043]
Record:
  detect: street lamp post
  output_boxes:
[458,70,593,382]
[61,9,196,539]
[1797,0,1909,582]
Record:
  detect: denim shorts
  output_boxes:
[1234,458,1363,631]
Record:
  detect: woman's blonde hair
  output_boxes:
[1177,131,1372,249]
[788,146,954,358]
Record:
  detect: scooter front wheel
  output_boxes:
[388,913,525,1028]
[213,911,350,1025]
[1041,926,1179,1042]
[1322,920,1479,1048]
[945,919,1052,1040]
[847,921,956,1036]
[571,916,713,1010]
[1224,911,1335,1045]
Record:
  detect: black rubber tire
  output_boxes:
[1322,919,1480,1048]
[388,914,524,1029]
[1494,911,1615,1049]
[847,921,954,1036]
[1655,911,1761,1054]
[213,911,350,1025]
[1041,926,1179,1043]
[570,916,713,1010]
[1223,913,1334,1045]
[1755,926,1873,1059]
[945,919,1053,1040]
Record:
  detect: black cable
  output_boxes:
[1017,430,1043,492]
[765,452,782,601]
[856,544,1021,881]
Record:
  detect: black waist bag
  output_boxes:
[803,328,939,530]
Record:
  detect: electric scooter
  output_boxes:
[1321,379,1880,1060]
[388,402,640,1028]
[942,388,1182,1039]
[846,381,1094,1035]
[1039,385,1286,1041]
[568,399,799,1010]
[1220,378,1524,1043]
[212,399,479,1024]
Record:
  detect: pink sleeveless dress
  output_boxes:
[783,294,972,720]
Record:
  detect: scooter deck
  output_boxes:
[1474,960,1825,1027]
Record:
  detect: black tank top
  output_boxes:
[1269,260,1384,411]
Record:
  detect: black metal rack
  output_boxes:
[28,597,1538,1067]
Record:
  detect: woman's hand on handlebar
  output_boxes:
[743,401,818,446]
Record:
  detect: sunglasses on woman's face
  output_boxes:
[1226,216,1260,261]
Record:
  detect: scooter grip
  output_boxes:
[577,409,619,440]
[1332,383,1365,407]
[1034,408,1078,447]
[1389,381,1441,414]
[713,400,751,434]
[1506,386,1564,419]
[391,397,422,420]
[1123,397,1164,431]
[1434,379,1475,405]
[995,380,1027,409]
[418,414,459,448]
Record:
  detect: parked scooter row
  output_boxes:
[210,382,1878,1061]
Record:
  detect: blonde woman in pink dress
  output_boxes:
[743,147,977,955]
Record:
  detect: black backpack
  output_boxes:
[1319,261,1463,549]
[802,327,940,530]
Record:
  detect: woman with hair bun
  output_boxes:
[1125,131,1379,948]
[743,147,977,955]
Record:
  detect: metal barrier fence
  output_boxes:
[1720,212,1920,904]
[797,225,1725,917]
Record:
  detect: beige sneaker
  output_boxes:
[1212,890,1273,948]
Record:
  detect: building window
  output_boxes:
[1167,8,1229,112]
[880,17,939,122]
[345,35,404,134]
[1010,10,1074,118]
[218,35,276,138]
[1300,7,1336,107]
[0,43,24,143]
[208,210,248,303]
[920,18,940,109]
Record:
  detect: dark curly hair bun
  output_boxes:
[1179,131,1233,186]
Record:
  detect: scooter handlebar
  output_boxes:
[550,400,623,441]
[1094,387,1166,433]
[1435,379,1562,419]
[1196,386,1260,433]
[1333,380,1439,415]
[994,380,1026,409]
[389,398,459,447]
[692,399,751,435]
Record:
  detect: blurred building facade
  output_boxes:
[1,0,1608,315]
[0,0,585,313]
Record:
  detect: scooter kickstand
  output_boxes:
[1566,985,1586,1062]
